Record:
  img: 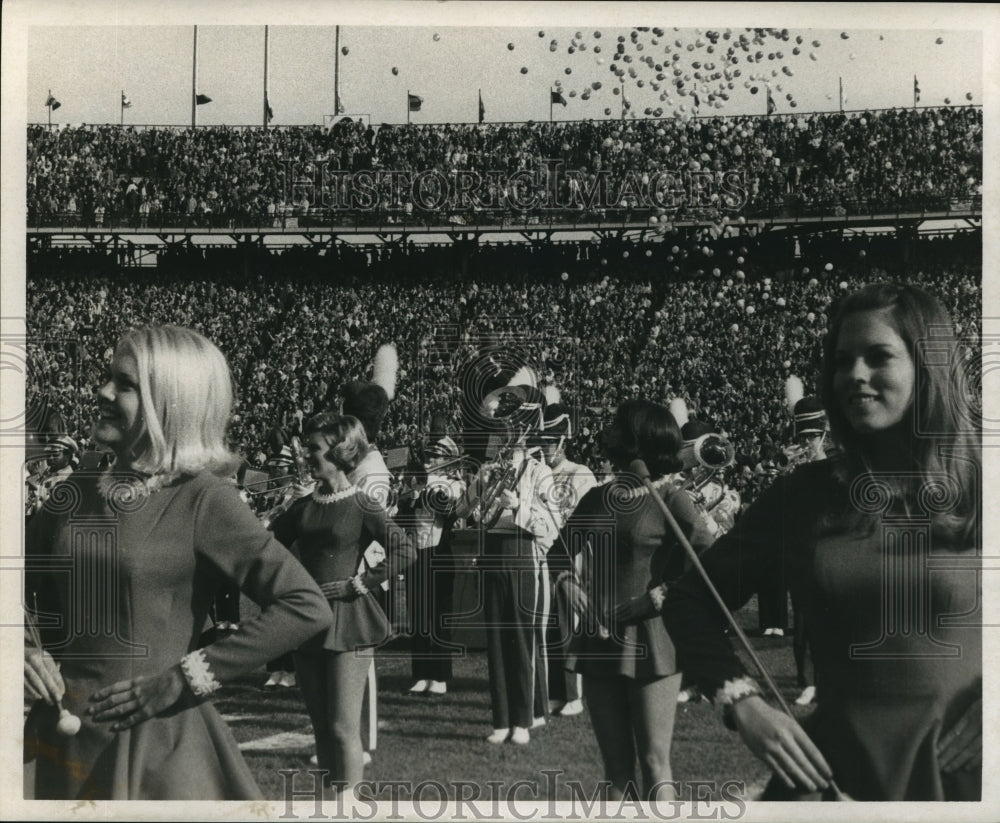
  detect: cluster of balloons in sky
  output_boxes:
[338,28,974,120]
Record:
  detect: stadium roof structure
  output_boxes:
[26,197,981,258]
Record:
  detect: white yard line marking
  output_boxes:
[221,712,308,724]
[238,729,316,752]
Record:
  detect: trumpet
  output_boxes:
[469,382,543,529]
[777,444,811,471]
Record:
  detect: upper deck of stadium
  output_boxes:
[27,105,981,242]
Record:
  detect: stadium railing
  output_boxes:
[27,197,982,234]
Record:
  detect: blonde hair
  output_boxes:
[304,413,369,473]
[117,325,238,479]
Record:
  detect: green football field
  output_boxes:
[224,605,809,802]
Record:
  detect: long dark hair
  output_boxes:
[605,399,684,479]
[820,283,979,543]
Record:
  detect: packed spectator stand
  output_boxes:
[27,228,981,504]
[27,106,982,229]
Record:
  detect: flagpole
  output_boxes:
[407,89,410,125]
[334,25,341,119]
[549,88,553,123]
[48,88,52,129]
[913,75,917,109]
[838,76,843,113]
[263,25,270,130]
[120,90,124,127]
[620,76,625,119]
[192,26,199,128]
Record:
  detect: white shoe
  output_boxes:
[560,699,583,716]
[311,752,371,767]
[678,686,706,703]
[279,672,297,688]
[427,680,447,695]
[531,716,546,728]
[762,628,774,636]
[263,671,281,688]
[408,679,429,694]
[548,700,565,715]
[771,628,785,637]
[486,728,509,745]
[510,726,530,745]
[795,686,816,706]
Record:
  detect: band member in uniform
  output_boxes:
[678,417,741,540]
[458,384,559,746]
[787,394,829,706]
[340,343,398,765]
[25,435,79,517]
[271,413,416,799]
[538,401,596,718]
[401,434,467,696]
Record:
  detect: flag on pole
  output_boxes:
[46,95,61,110]
[766,86,776,115]
[121,92,132,109]
[337,99,346,115]
[551,90,567,106]
[408,93,423,112]
[265,94,274,122]
[914,75,920,105]
[195,93,212,105]
[478,90,485,124]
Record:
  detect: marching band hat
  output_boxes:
[541,402,573,439]
[424,434,461,460]
[681,418,715,442]
[343,380,389,441]
[53,434,79,454]
[793,396,827,437]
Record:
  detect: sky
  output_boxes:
[21,14,985,127]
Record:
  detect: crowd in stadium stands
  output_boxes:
[27,106,981,227]
[26,230,980,502]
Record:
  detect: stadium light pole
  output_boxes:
[192,26,198,128]
[334,25,341,122]
[263,25,269,131]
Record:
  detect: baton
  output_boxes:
[629,459,847,800]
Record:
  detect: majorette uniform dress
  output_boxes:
[271,486,416,653]
[23,470,332,800]
[664,460,981,801]
[565,475,713,681]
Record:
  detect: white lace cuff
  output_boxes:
[648,584,666,613]
[713,676,762,706]
[180,648,221,697]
